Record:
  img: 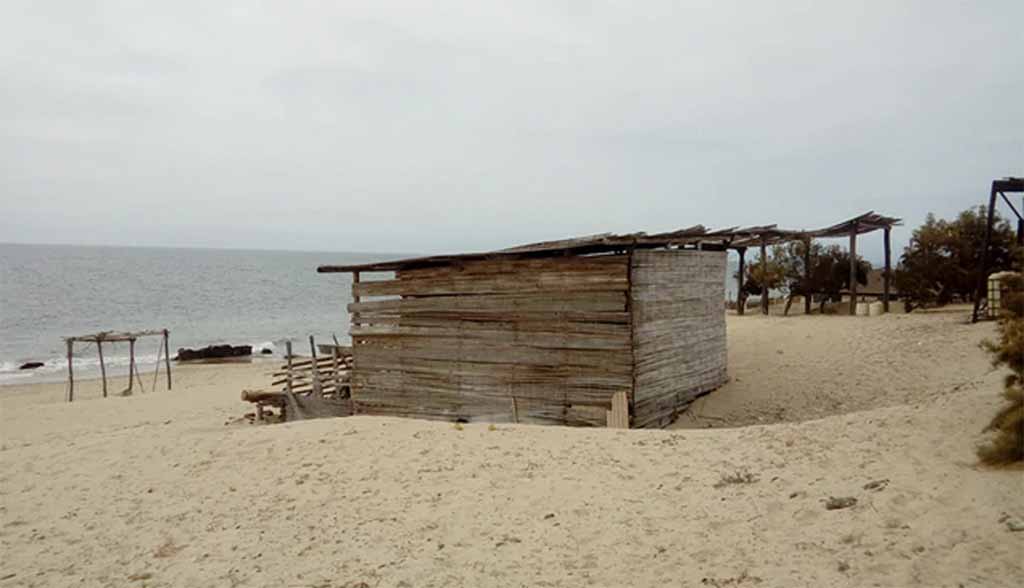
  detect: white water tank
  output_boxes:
[869,301,885,316]
[855,301,870,316]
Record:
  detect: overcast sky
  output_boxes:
[1,1,1021,262]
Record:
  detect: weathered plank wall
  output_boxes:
[349,255,633,425]
[630,249,727,428]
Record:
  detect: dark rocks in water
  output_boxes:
[19,361,44,370]
[175,345,252,361]
[260,348,273,355]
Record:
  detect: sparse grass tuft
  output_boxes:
[153,537,185,558]
[713,469,759,488]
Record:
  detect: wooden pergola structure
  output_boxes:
[64,329,172,402]
[972,177,1024,323]
[726,212,902,316]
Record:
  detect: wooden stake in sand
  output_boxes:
[127,338,135,395]
[66,339,74,403]
[332,347,342,395]
[152,335,164,391]
[285,340,294,396]
[97,340,108,398]
[309,335,322,397]
[163,329,172,390]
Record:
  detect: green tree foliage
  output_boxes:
[978,264,1024,465]
[803,245,870,314]
[894,207,1016,312]
[736,242,869,314]
[736,251,786,308]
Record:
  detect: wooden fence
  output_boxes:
[242,338,353,422]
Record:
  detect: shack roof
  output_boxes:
[318,211,901,273]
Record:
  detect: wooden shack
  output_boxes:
[319,230,730,428]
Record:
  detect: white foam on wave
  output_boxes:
[0,352,164,384]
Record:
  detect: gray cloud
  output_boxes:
[2,0,1021,262]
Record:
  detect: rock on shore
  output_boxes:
[174,344,252,361]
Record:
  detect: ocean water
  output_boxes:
[0,243,394,384]
[0,243,743,385]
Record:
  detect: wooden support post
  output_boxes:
[285,340,294,396]
[351,271,361,326]
[152,335,163,391]
[736,247,746,316]
[849,223,859,316]
[66,340,74,403]
[803,237,812,315]
[972,187,999,322]
[332,347,342,396]
[309,335,322,397]
[760,237,769,315]
[883,227,892,313]
[133,340,144,392]
[163,329,172,390]
[127,338,136,394]
[97,339,108,398]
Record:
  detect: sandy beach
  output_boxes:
[2,308,1022,587]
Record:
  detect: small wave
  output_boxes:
[251,340,277,355]
[0,352,164,385]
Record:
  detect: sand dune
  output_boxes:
[1,308,1022,587]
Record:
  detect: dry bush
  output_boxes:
[713,469,759,488]
[978,269,1024,465]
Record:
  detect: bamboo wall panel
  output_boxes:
[630,250,727,428]
[350,254,632,425]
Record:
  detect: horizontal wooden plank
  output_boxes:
[395,254,628,280]
[348,291,627,316]
[354,354,632,383]
[352,387,606,426]
[353,364,629,390]
[352,372,624,407]
[354,316,629,336]
[354,338,631,370]
[349,326,630,351]
[355,267,627,298]
[352,310,631,325]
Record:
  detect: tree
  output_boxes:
[894,207,1016,312]
[755,241,870,315]
[977,260,1024,465]
[735,250,785,311]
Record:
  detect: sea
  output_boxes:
[0,243,742,385]
[0,243,395,384]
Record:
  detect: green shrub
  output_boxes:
[895,207,1016,312]
[978,269,1024,465]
